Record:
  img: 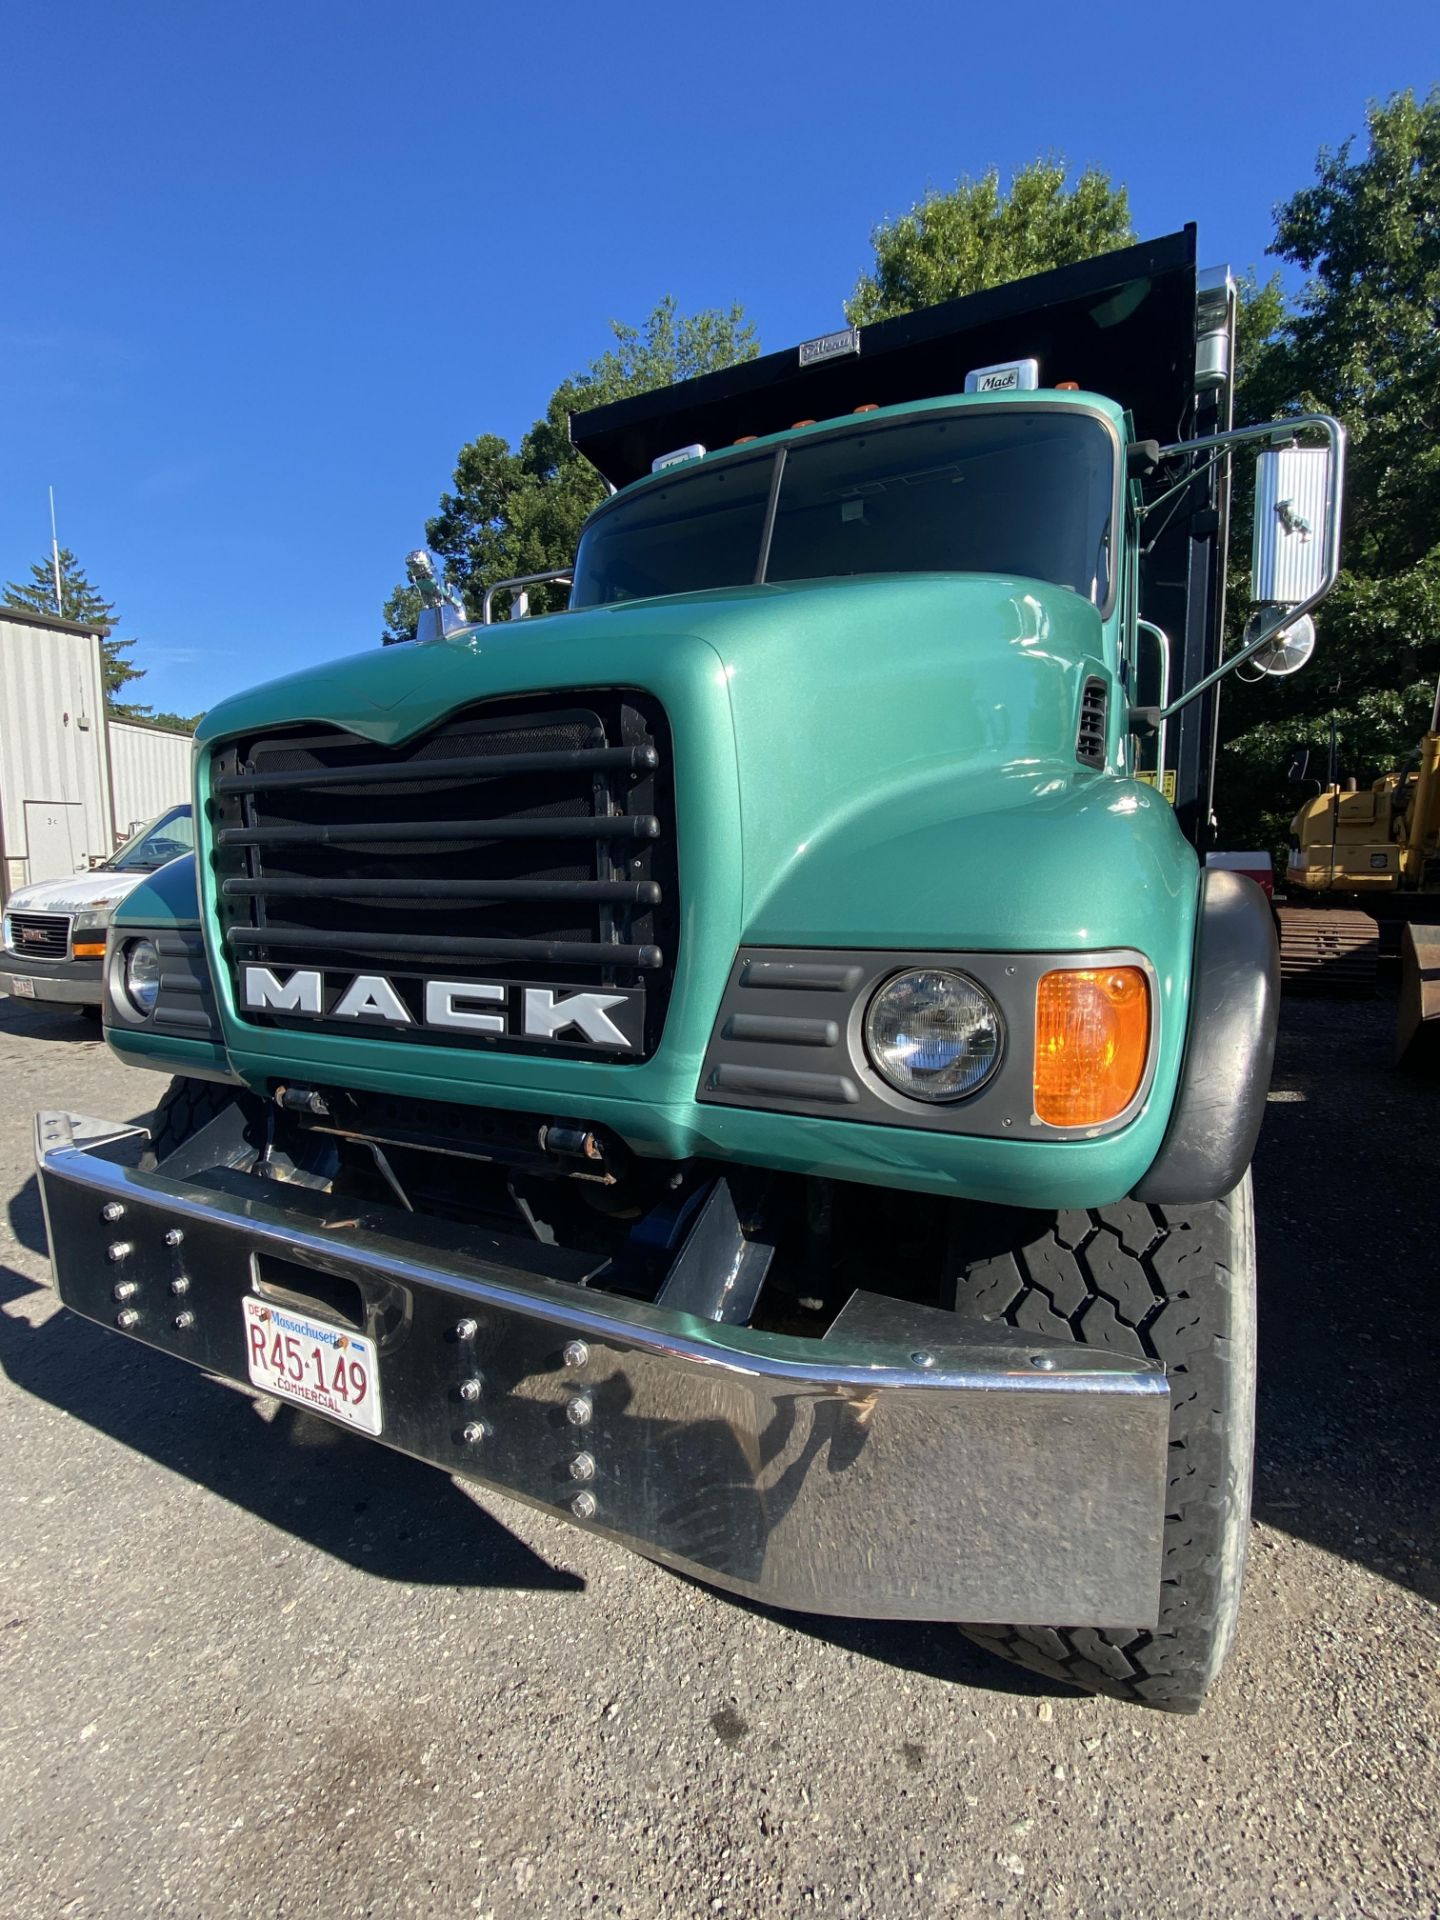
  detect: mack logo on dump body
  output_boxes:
[240,966,644,1051]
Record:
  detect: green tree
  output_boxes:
[3,547,148,709]
[1216,88,1440,858]
[845,160,1135,325]
[383,297,759,641]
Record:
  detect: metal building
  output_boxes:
[109,720,194,839]
[1,606,114,898]
[0,606,194,903]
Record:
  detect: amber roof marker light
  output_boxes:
[1033,966,1150,1128]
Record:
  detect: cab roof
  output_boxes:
[570,229,1197,491]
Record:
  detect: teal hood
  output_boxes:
[200,572,1192,955]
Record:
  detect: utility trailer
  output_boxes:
[36,231,1344,1710]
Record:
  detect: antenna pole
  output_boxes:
[48,488,63,617]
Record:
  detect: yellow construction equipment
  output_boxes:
[1279,677,1440,1057]
[1287,685,1440,894]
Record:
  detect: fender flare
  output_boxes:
[1133,869,1279,1204]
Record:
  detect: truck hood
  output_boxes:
[3,868,148,918]
[199,571,1167,951]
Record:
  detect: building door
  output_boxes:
[23,801,85,884]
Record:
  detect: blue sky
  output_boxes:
[2,1,1435,716]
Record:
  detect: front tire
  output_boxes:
[145,1075,251,1165]
[953,1176,1256,1712]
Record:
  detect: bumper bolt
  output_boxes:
[562,1340,589,1370]
[115,1308,139,1330]
[569,1452,596,1482]
[170,1276,190,1296]
[174,1311,195,1330]
[454,1317,478,1342]
[112,1280,137,1302]
[910,1350,935,1369]
[571,1490,597,1520]
[565,1395,593,1428]
[458,1378,482,1403]
[461,1421,488,1444]
[1030,1353,1059,1371]
[164,1228,184,1248]
[101,1202,125,1224]
[106,1241,132,1264]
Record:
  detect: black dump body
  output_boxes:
[570,230,1198,487]
[570,229,1229,847]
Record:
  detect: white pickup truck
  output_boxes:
[1,804,194,1011]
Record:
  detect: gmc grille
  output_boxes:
[208,692,677,1058]
[7,912,71,960]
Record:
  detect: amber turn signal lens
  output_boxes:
[72,941,106,958]
[1034,967,1150,1127]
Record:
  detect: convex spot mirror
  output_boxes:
[1244,610,1316,677]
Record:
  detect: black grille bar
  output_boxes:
[218,816,661,848]
[222,876,663,905]
[213,743,658,795]
[228,927,665,969]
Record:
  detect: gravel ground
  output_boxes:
[1,989,1437,1919]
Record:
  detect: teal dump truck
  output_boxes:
[35,231,1344,1710]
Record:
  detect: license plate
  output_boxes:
[11,978,35,998]
[241,1295,381,1435]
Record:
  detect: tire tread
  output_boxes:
[956,1180,1255,1712]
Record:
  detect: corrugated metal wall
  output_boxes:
[108,721,195,837]
[0,614,113,894]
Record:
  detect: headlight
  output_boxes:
[72,900,121,933]
[864,968,1003,1103]
[123,938,162,1016]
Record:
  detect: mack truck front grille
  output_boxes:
[207,692,677,1059]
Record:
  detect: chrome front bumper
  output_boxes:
[35,1110,1169,1626]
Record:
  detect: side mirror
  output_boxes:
[1251,444,1336,609]
[1146,413,1345,722]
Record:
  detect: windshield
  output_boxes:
[104,805,194,872]
[570,408,1116,611]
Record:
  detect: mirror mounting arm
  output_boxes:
[1151,413,1346,723]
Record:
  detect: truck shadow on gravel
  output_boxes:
[0,1233,1057,1698]
[1250,992,1440,1606]
[0,1250,584,1596]
[0,999,106,1045]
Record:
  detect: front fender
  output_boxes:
[746,772,1199,959]
[111,852,202,931]
[1133,870,1279,1203]
[105,855,239,1085]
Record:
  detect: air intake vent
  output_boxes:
[1076,678,1108,770]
